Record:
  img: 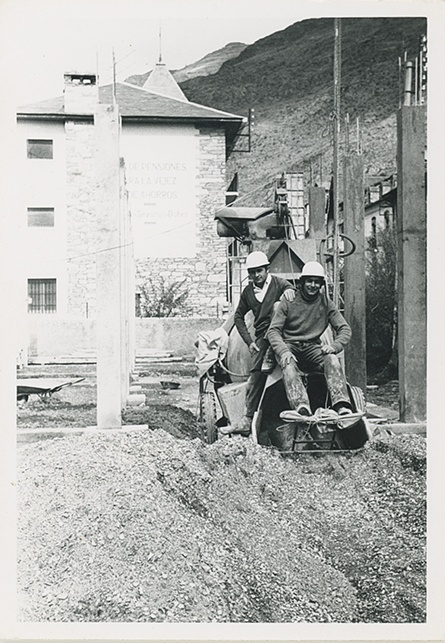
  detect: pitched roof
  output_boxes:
[17,82,244,123]
[142,62,187,101]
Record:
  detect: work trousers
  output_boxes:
[282,340,349,411]
[245,335,269,418]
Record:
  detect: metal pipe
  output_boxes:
[419,48,423,104]
[404,61,413,106]
[414,56,418,105]
[356,116,360,154]
[398,56,402,108]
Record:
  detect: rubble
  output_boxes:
[17,425,426,623]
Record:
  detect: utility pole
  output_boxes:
[332,17,342,307]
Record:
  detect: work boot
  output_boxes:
[334,404,353,416]
[219,416,252,436]
[261,347,276,373]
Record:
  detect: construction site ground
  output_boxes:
[16,359,426,623]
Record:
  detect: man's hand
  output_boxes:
[283,288,296,302]
[249,342,260,355]
[321,344,336,355]
[280,351,295,368]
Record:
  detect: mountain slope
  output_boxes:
[178,17,426,202]
[126,41,247,86]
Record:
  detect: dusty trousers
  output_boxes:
[281,341,349,411]
[244,335,269,418]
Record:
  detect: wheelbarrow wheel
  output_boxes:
[199,390,218,444]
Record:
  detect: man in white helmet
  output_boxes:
[220,250,295,435]
[267,261,353,417]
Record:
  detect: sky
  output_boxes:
[1,0,441,108]
[1,0,313,107]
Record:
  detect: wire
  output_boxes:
[66,217,196,262]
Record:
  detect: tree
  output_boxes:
[365,225,397,379]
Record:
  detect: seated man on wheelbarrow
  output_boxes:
[220,250,296,436]
[267,261,353,419]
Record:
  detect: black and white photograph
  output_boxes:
[0,0,443,640]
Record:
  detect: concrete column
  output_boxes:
[397,106,426,422]
[119,159,135,402]
[307,186,326,256]
[343,154,367,393]
[96,104,123,429]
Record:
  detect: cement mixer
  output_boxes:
[197,176,370,452]
[196,313,370,453]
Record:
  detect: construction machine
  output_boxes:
[196,175,370,453]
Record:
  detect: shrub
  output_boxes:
[137,277,191,318]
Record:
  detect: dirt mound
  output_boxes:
[17,428,425,623]
[123,404,201,440]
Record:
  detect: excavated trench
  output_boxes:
[17,363,426,623]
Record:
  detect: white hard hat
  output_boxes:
[246,251,270,270]
[301,261,326,280]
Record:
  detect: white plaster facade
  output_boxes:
[17,68,245,325]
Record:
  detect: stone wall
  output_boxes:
[135,126,229,317]
[64,122,229,319]
[26,316,222,361]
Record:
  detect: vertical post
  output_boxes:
[332,18,342,307]
[307,186,326,259]
[343,154,367,392]
[397,106,426,422]
[96,103,123,429]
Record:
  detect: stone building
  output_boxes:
[17,63,246,321]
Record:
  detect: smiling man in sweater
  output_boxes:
[267,261,353,418]
[220,250,295,436]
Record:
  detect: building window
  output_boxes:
[28,279,57,313]
[27,207,55,227]
[27,139,53,159]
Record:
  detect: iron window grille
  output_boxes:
[28,279,57,313]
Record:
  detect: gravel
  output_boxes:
[17,426,426,623]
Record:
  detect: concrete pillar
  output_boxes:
[343,154,367,393]
[119,159,135,400]
[397,106,426,422]
[95,103,123,429]
[307,186,326,257]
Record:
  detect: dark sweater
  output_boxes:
[234,275,292,345]
[267,288,351,358]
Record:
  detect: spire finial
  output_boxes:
[158,23,162,63]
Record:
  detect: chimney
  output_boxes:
[63,72,98,115]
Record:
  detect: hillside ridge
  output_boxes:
[126,41,247,86]
[178,17,426,201]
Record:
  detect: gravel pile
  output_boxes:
[17,429,426,623]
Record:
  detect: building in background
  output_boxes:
[17,62,246,322]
